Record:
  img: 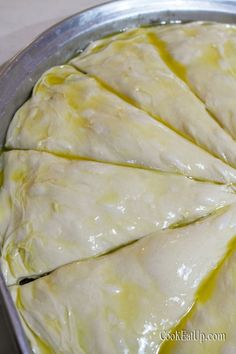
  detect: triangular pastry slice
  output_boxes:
[71,28,236,168]
[2,150,236,284]
[11,205,236,354]
[6,65,236,184]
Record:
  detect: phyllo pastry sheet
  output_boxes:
[160,245,236,354]
[71,26,236,169]
[155,22,236,141]
[11,205,236,354]
[6,65,236,184]
[2,150,235,284]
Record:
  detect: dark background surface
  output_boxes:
[0,291,21,354]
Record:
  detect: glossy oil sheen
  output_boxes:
[159,237,236,353]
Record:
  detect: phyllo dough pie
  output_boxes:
[1,21,236,354]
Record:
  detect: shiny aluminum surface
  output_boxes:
[1,0,236,353]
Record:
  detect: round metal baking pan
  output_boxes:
[1,1,236,353]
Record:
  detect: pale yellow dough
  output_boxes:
[5,65,236,184]
[160,248,236,354]
[2,150,235,284]
[71,27,236,169]
[154,22,236,141]
[11,205,236,354]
